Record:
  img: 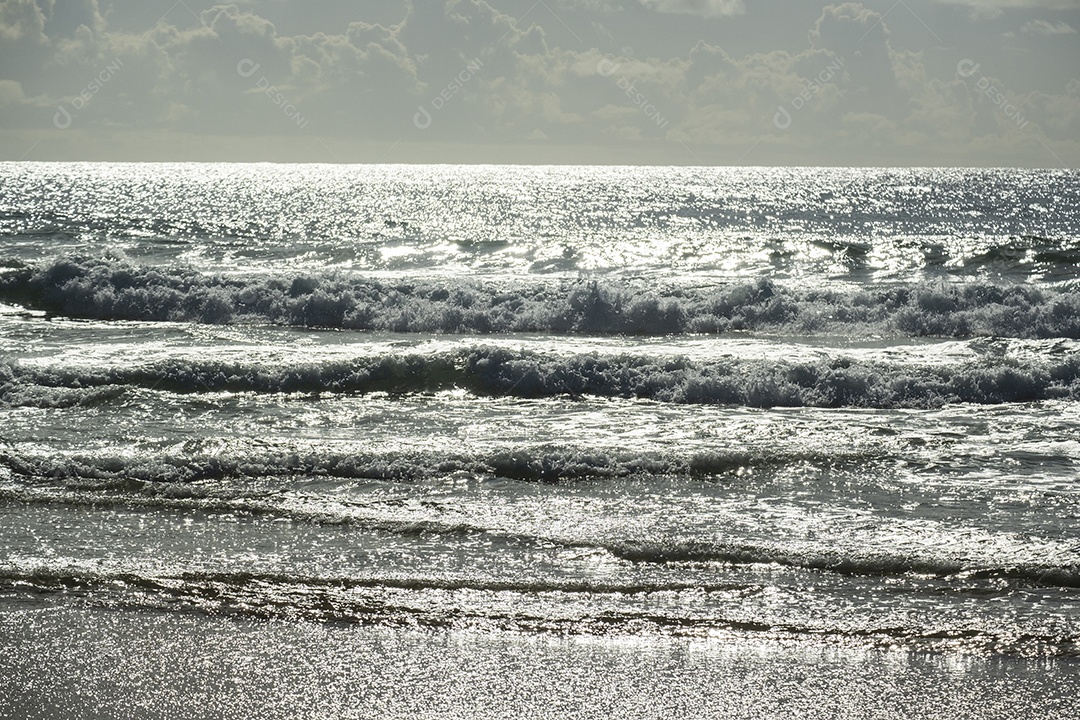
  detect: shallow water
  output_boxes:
[3,607,1079,720]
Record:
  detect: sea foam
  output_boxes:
[4,345,1079,409]
[3,256,1080,338]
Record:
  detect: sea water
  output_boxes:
[1,163,1078,718]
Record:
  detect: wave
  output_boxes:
[0,443,861,486]
[602,540,1080,588]
[0,567,756,598]
[5,345,1080,408]
[3,256,1080,338]
[0,383,125,409]
[3,569,1076,653]
[2,483,1075,590]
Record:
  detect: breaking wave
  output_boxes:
[0,443,865,487]
[3,255,1080,338]
[5,345,1080,408]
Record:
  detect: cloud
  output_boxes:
[0,79,24,105]
[0,0,1077,165]
[42,0,104,37]
[638,0,745,18]
[0,2,40,42]
[1021,19,1077,34]
[558,0,620,11]
[809,3,890,49]
[937,0,1080,8]
[940,0,1080,20]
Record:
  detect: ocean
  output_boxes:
[1,163,1078,719]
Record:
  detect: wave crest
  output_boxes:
[4,256,1080,338]
[5,346,1080,408]
[0,443,855,487]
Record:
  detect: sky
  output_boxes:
[0,0,1078,166]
